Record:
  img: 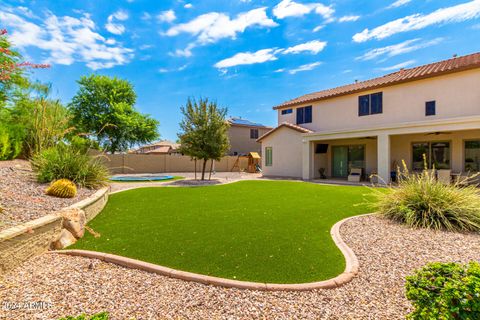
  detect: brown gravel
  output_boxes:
[1,215,479,320]
[0,160,96,231]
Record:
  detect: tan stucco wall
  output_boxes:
[278,69,480,131]
[103,154,249,174]
[228,125,271,155]
[313,138,378,178]
[261,127,304,178]
[390,129,480,173]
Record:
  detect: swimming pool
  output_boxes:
[110,175,174,182]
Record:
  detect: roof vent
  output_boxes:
[453,54,458,58]
[354,79,358,83]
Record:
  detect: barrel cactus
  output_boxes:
[46,179,77,198]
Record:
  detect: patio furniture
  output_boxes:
[348,168,362,182]
[437,169,452,184]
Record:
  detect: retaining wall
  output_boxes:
[0,187,109,274]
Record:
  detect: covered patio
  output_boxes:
[302,116,480,183]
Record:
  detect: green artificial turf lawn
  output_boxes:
[71,180,373,283]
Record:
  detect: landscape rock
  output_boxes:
[51,229,77,250]
[58,208,86,239]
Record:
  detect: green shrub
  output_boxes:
[405,262,480,320]
[58,312,109,320]
[31,143,109,189]
[372,160,480,232]
[0,125,24,160]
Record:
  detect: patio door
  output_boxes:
[332,146,348,178]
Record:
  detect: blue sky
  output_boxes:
[2,0,480,140]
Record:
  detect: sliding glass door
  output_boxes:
[332,145,365,178]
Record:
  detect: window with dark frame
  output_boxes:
[281,109,292,115]
[296,106,312,124]
[358,92,383,116]
[412,141,450,170]
[426,101,436,116]
[250,128,259,139]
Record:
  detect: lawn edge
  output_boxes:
[51,214,372,291]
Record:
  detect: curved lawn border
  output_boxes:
[53,214,367,291]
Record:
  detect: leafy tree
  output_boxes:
[0,29,49,106]
[69,74,159,153]
[178,97,230,180]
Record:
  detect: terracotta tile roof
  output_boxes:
[274,52,480,109]
[257,122,313,142]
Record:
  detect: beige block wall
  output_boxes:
[261,127,304,178]
[228,125,271,155]
[390,129,480,172]
[278,69,480,131]
[102,154,249,174]
[313,138,378,178]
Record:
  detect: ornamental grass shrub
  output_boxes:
[372,157,480,232]
[405,262,480,320]
[31,143,109,189]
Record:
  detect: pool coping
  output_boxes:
[52,214,367,291]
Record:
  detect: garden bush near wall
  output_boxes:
[405,262,480,320]
[372,158,480,232]
[31,143,109,189]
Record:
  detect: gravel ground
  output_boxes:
[0,160,96,231]
[1,215,479,319]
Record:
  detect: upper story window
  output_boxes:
[250,128,259,139]
[426,101,436,116]
[281,109,293,115]
[358,92,383,116]
[296,106,312,124]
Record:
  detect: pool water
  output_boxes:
[110,175,174,182]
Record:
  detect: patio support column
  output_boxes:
[302,139,314,180]
[377,133,391,184]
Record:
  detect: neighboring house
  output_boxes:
[227,117,272,155]
[130,140,181,155]
[258,52,480,182]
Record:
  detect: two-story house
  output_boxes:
[227,117,272,156]
[258,52,480,183]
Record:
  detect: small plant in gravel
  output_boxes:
[46,179,77,198]
[371,158,480,232]
[58,312,109,320]
[405,261,480,320]
[32,143,109,189]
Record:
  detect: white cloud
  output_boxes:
[214,40,327,69]
[214,49,278,68]
[289,62,322,74]
[157,10,176,23]
[184,3,193,9]
[353,0,480,42]
[169,43,196,57]
[0,10,133,70]
[158,64,188,73]
[313,25,324,32]
[105,9,129,35]
[339,15,360,22]
[379,59,416,71]
[356,38,443,61]
[282,40,327,54]
[387,0,412,9]
[273,0,334,20]
[166,7,277,44]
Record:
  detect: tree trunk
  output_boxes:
[194,158,197,180]
[209,159,214,180]
[201,159,207,180]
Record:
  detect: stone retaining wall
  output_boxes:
[0,187,109,275]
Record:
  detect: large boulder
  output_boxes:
[58,208,86,239]
[51,229,77,250]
